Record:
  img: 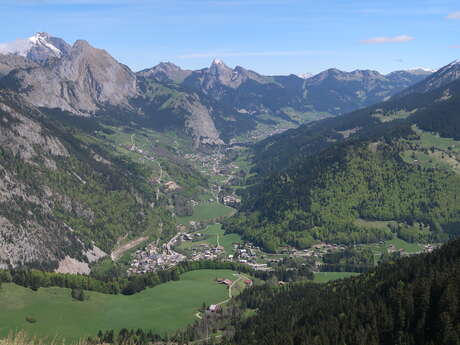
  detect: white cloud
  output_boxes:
[178,50,331,59]
[450,44,460,48]
[361,35,415,44]
[447,11,460,19]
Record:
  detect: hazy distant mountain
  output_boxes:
[302,68,432,114]
[137,62,192,84]
[397,60,460,97]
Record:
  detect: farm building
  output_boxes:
[217,278,233,286]
[209,304,221,312]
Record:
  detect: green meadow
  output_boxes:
[178,224,242,255]
[176,203,235,224]
[0,270,236,342]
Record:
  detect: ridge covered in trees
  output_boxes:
[224,76,460,252]
[227,237,460,345]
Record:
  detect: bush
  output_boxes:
[25,316,37,323]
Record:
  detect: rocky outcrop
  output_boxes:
[2,39,137,114]
[0,92,111,270]
[0,54,38,77]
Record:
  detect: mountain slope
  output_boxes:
[0,33,432,146]
[301,68,431,114]
[224,68,460,251]
[230,238,460,345]
[397,60,460,97]
[139,60,431,143]
[0,90,177,271]
[1,38,137,114]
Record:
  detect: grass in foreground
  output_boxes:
[0,270,235,342]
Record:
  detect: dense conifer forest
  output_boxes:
[226,237,460,345]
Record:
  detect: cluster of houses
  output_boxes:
[127,242,185,274]
[222,194,241,206]
[296,243,346,259]
[233,243,258,264]
[189,243,226,261]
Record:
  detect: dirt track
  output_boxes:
[111,236,148,261]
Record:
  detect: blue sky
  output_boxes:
[0,0,459,75]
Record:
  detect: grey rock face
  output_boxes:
[0,54,38,77]
[137,62,192,84]
[3,39,138,114]
[0,92,87,269]
[183,59,273,96]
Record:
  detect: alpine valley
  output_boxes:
[0,31,459,345]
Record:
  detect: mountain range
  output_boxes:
[223,58,460,251]
[0,33,433,146]
[0,32,458,270]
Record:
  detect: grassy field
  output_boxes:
[177,224,242,256]
[384,238,422,253]
[201,224,242,254]
[313,272,360,283]
[176,203,235,225]
[0,270,236,342]
[400,125,460,173]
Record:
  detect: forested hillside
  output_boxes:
[229,237,460,345]
[0,91,183,270]
[251,76,460,177]
[224,77,460,252]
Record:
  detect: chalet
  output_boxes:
[243,279,253,287]
[217,278,233,286]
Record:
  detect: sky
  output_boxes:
[0,0,459,75]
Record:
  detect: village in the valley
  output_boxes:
[121,133,440,277]
[127,221,439,275]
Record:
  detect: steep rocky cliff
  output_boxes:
[2,39,137,114]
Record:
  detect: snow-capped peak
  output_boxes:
[298,73,313,79]
[212,58,225,65]
[407,67,436,73]
[0,32,69,63]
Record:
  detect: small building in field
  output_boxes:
[217,278,233,286]
[209,304,221,312]
[244,279,253,287]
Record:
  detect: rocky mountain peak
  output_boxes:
[1,37,137,114]
[209,58,232,75]
[137,62,192,83]
[0,32,71,64]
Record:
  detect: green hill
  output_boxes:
[0,270,235,342]
[224,79,460,252]
[229,238,460,345]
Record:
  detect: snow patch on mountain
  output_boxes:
[0,32,68,63]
